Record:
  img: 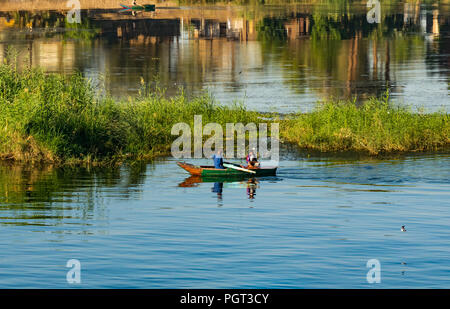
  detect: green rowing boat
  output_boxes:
[132,4,155,11]
[177,162,277,177]
[120,4,156,12]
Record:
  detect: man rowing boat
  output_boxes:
[246,149,259,168]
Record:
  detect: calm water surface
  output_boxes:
[0,1,449,112]
[0,154,449,288]
[0,0,449,289]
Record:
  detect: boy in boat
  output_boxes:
[212,149,225,169]
[246,149,260,168]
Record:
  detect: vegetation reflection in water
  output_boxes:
[0,162,148,227]
[0,1,448,111]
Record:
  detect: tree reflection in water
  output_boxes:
[0,2,447,110]
[0,162,148,228]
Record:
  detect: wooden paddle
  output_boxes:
[223,162,256,174]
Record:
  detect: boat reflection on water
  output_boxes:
[212,182,223,200]
[179,175,261,201]
[246,178,258,200]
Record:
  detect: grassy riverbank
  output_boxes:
[0,65,448,164]
[0,65,260,164]
[281,95,449,155]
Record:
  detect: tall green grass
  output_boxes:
[0,64,260,163]
[0,64,448,164]
[281,94,450,154]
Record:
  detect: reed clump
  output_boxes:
[0,64,448,164]
[281,94,450,155]
[0,64,260,164]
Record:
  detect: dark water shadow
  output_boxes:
[0,161,148,227]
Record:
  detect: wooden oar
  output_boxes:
[223,162,256,174]
[223,161,241,167]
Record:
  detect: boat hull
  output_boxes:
[133,4,155,11]
[120,4,156,11]
[177,162,277,177]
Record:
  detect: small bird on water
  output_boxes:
[401,225,406,232]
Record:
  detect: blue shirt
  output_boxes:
[212,154,224,169]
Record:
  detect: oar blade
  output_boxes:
[223,163,256,174]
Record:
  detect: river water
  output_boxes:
[0,1,449,112]
[0,154,449,288]
[0,1,449,288]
